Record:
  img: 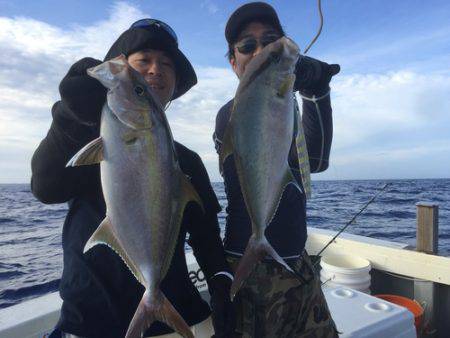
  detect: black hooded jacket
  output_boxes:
[31,28,228,338]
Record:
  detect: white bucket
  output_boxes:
[320,255,372,293]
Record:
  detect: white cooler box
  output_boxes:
[324,287,417,338]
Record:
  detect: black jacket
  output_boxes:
[213,65,334,258]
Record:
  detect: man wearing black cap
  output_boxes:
[214,2,339,337]
[32,19,234,338]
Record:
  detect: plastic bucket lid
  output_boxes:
[375,294,424,329]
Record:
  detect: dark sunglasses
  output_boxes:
[234,34,282,55]
[130,19,178,46]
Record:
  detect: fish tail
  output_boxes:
[125,290,193,338]
[230,234,294,300]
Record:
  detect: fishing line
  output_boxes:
[304,0,324,54]
[164,99,173,111]
[313,183,391,266]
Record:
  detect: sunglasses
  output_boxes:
[130,19,178,46]
[234,34,282,55]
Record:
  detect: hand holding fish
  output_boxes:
[59,57,106,125]
[294,56,340,95]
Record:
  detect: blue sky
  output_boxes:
[0,0,449,183]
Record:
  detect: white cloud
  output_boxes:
[168,68,236,145]
[0,1,449,183]
[319,25,450,74]
[0,2,149,183]
[330,71,450,149]
[166,66,237,180]
[313,72,450,180]
[0,1,147,104]
[0,2,145,61]
[200,0,219,15]
[314,140,450,181]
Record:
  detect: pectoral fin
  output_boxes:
[219,124,234,175]
[180,174,204,213]
[66,137,104,167]
[84,216,145,285]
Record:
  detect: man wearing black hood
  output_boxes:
[31,19,234,338]
[213,2,339,337]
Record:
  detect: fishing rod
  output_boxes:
[304,0,324,54]
[312,183,391,266]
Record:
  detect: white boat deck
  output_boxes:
[0,292,61,338]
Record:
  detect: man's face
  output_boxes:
[128,49,176,106]
[230,21,282,78]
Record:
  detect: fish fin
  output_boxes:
[180,173,204,213]
[230,235,294,301]
[159,173,204,279]
[126,290,193,338]
[219,124,234,174]
[83,216,145,285]
[263,167,301,229]
[277,73,296,97]
[282,167,302,193]
[87,55,128,89]
[294,105,312,199]
[66,137,104,167]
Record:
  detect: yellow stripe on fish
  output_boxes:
[294,99,312,199]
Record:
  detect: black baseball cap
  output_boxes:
[225,2,284,44]
[104,19,197,100]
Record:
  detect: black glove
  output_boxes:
[209,274,236,338]
[59,57,107,125]
[294,55,340,96]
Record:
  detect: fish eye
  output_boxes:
[134,85,145,96]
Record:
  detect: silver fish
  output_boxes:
[67,55,200,338]
[220,37,303,299]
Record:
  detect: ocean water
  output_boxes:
[0,179,449,309]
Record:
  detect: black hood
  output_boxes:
[104,27,197,100]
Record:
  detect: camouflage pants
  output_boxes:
[227,251,338,338]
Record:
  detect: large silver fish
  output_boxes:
[67,55,200,338]
[220,37,304,299]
